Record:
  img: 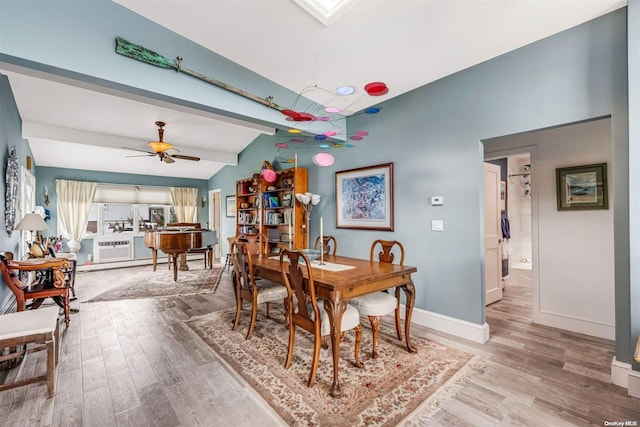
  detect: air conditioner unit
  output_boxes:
[94,238,133,263]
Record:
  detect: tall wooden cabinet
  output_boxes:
[235,167,308,254]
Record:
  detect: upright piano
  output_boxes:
[144,229,217,281]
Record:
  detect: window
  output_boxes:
[84,203,176,236]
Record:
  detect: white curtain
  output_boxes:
[170,187,198,222]
[55,179,97,251]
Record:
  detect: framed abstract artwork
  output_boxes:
[335,162,394,231]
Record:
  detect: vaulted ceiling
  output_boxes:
[2,0,626,179]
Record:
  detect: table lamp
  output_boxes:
[15,212,48,257]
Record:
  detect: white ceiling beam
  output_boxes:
[22,121,238,165]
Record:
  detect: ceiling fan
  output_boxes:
[124,121,201,164]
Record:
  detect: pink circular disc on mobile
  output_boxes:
[312,152,335,167]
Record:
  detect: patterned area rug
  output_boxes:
[85,265,223,302]
[185,306,483,426]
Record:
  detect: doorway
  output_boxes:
[209,189,222,260]
[483,117,615,341]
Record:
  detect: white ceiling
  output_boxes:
[2,0,626,180]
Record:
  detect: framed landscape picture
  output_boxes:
[335,162,394,231]
[556,163,608,210]
[226,195,236,217]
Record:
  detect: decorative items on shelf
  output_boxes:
[235,166,308,253]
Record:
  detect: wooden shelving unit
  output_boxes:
[235,167,308,255]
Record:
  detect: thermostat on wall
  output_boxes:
[431,196,444,206]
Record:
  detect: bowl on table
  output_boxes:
[300,248,322,262]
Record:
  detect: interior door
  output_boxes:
[484,162,503,305]
[210,190,221,260]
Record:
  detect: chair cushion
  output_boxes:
[0,306,59,340]
[349,292,397,316]
[317,302,360,336]
[255,280,288,303]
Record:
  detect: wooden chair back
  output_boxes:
[231,241,257,298]
[370,239,405,265]
[314,235,337,255]
[0,252,71,327]
[280,249,320,334]
[236,233,267,256]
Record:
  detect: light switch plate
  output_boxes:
[432,220,444,231]
[431,196,444,206]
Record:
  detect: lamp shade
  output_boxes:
[148,140,174,153]
[15,213,48,231]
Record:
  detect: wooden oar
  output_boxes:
[115,36,285,112]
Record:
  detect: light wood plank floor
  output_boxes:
[1,263,638,426]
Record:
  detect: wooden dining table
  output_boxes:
[251,253,417,398]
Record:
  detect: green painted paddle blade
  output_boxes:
[115,36,177,70]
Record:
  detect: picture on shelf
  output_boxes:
[267,196,279,208]
[281,193,292,207]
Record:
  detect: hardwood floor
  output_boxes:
[1,263,638,426]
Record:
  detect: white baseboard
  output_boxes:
[629,370,640,398]
[403,305,490,344]
[533,310,615,340]
[610,356,640,397]
[612,357,631,388]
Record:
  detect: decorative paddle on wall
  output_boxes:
[124,121,200,164]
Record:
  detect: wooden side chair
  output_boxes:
[235,232,268,256]
[0,252,71,328]
[314,235,337,255]
[231,241,287,340]
[349,239,404,358]
[279,249,362,387]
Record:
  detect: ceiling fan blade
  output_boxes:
[126,154,155,158]
[171,154,201,161]
[163,156,176,164]
[123,146,155,155]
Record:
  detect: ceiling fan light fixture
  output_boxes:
[148,140,174,153]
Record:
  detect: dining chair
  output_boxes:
[0,252,71,328]
[235,232,268,256]
[348,239,404,358]
[231,241,288,340]
[224,236,235,271]
[314,235,337,255]
[279,249,362,387]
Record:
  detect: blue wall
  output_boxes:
[0,74,35,309]
[210,9,634,363]
[35,166,208,264]
[1,0,637,370]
